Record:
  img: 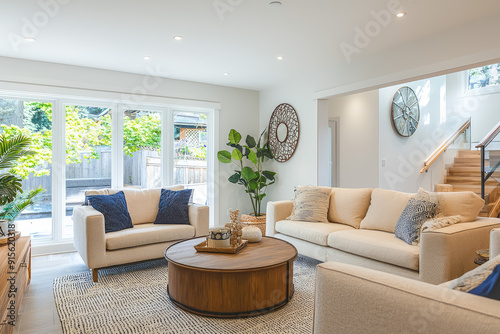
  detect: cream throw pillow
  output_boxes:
[359,188,414,233]
[449,255,500,292]
[436,191,484,222]
[328,188,372,228]
[287,186,332,223]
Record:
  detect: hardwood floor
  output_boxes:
[15,252,88,334]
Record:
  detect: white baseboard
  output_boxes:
[32,242,76,256]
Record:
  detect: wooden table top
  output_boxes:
[165,236,297,271]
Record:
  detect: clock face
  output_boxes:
[391,87,420,137]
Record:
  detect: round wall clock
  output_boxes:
[391,86,420,137]
[268,103,299,163]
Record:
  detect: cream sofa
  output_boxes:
[73,186,209,282]
[267,187,500,284]
[313,228,500,334]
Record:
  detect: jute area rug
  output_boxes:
[53,256,320,334]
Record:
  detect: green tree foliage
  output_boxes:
[1,103,165,179]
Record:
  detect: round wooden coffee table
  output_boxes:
[164,236,297,318]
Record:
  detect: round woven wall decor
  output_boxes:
[268,103,300,163]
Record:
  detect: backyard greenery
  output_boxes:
[1,102,206,179]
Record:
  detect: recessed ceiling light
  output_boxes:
[396,12,407,18]
[144,56,151,60]
[24,37,36,42]
[269,1,282,6]
[276,56,284,60]
[224,72,230,76]
[173,36,183,41]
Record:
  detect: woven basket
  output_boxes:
[240,214,266,235]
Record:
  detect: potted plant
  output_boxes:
[0,134,44,237]
[217,129,275,227]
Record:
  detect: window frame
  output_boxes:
[0,92,218,253]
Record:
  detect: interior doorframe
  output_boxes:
[328,117,340,187]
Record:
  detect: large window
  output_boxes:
[0,96,215,249]
[123,109,161,189]
[0,99,53,241]
[173,112,207,205]
[64,105,112,239]
[468,63,500,90]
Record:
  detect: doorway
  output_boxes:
[328,119,339,187]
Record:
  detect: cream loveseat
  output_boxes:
[313,228,500,334]
[73,186,209,282]
[267,187,500,284]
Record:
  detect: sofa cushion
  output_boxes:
[436,191,484,222]
[328,188,372,228]
[154,189,193,225]
[86,191,133,233]
[327,229,419,271]
[395,198,438,245]
[287,186,332,222]
[86,186,184,225]
[360,188,414,233]
[105,223,195,250]
[276,220,354,246]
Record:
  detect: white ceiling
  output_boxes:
[1,0,500,91]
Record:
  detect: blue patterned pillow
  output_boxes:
[86,191,133,233]
[154,189,193,225]
[395,198,438,245]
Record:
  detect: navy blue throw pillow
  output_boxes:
[86,191,133,233]
[395,198,438,245]
[468,265,500,300]
[154,189,193,225]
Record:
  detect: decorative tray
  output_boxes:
[194,239,248,254]
[0,231,21,245]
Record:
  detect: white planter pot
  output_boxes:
[0,220,9,237]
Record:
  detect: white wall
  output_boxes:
[259,82,318,203]
[0,56,260,223]
[327,90,379,188]
[379,76,447,192]
[447,71,500,146]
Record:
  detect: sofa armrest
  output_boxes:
[419,217,500,284]
[189,204,209,237]
[73,205,107,269]
[314,261,500,334]
[266,200,293,236]
[491,228,500,258]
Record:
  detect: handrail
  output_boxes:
[420,119,471,173]
[476,121,500,149]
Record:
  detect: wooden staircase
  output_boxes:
[442,150,500,217]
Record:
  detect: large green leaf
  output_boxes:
[248,180,257,190]
[262,171,276,180]
[217,150,232,163]
[247,150,258,164]
[228,129,241,145]
[245,135,256,148]
[241,167,257,182]
[231,149,243,160]
[228,173,240,184]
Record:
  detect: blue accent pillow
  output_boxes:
[468,265,500,300]
[86,191,133,233]
[154,189,193,225]
[395,198,438,245]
